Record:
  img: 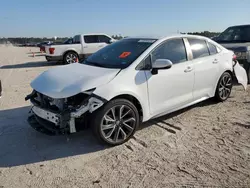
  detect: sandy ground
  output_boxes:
[0,45,250,188]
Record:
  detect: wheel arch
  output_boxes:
[225,69,234,78]
[63,50,79,58]
[111,94,143,122]
[213,69,234,96]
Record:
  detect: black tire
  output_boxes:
[247,68,250,84]
[92,99,140,146]
[215,72,233,102]
[63,51,78,64]
[242,62,250,84]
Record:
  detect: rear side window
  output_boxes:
[73,35,81,44]
[151,38,187,64]
[188,38,209,59]
[98,35,111,43]
[207,42,218,55]
[84,35,98,43]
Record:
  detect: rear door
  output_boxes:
[83,35,100,56]
[187,38,220,100]
[72,35,82,55]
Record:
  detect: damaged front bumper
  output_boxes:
[25,91,106,135]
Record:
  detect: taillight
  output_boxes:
[232,53,237,66]
[233,54,237,61]
[49,48,55,54]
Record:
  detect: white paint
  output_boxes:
[30,63,120,98]
[234,61,248,90]
[30,34,246,123]
[45,33,114,58]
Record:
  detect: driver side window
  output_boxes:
[151,38,187,65]
[98,35,111,43]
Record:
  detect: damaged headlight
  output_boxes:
[66,88,96,109]
[82,88,96,95]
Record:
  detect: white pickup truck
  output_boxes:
[45,33,115,64]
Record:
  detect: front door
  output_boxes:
[83,35,101,56]
[145,38,195,116]
[97,35,111,50]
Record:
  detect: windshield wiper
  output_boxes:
[85,61,105,68]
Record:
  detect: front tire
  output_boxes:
[92,99,140,146]
[215,72,233,102]
[63,52,78,64]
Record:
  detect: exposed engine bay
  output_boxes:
[25,90,106,135]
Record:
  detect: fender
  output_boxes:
[212,69,234,96]
[63,49,79,57]
[94,89,151,122]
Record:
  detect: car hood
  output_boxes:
[220,42,250,52]
[30,63,120,98]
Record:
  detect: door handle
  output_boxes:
[213,59,218,64]
[184,66,193,73]
[99,45,104,47]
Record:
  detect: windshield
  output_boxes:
[216,25,250,43]
[80,38,156,69]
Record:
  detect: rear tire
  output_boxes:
[247,68,250,84]
[63,52,78,64]
[215,72,233,102]
[92,99,140,146]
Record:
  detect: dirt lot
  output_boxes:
[0,45,250,188]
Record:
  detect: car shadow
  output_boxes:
[138,98,217,134]
[28,54,46,57]
[27,52,42,54]
[0,61,60,69]
[0,106,107,167]
[0,99,216,167]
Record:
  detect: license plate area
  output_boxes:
[32,106,59,125]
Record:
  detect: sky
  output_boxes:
[0,0,250,37]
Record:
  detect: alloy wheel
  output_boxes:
[100,105,136,144]
[218,73,232,100]
[66,53,77,64]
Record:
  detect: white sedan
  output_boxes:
[25,35,247,145]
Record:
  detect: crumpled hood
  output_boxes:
[31,63,120,98]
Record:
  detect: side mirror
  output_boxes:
[151,59,173,75]
[108,39,116,44]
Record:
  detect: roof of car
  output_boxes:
[124,34,209,40]
[228,24,250,27]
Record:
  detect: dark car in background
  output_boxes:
[38,39,73,52]
[213,25,250,83]
[37,41,53,52]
